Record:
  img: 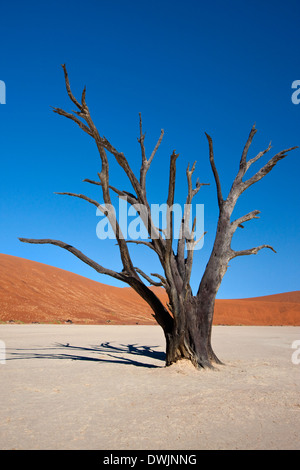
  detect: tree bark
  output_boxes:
[164,293,222,369]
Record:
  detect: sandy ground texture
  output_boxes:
[0,324,300,450]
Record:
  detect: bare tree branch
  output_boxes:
[245,141,272,171]
[54,190,129,253]
[56,65,165,263]
[165,150,179,261]
[83,179,138,205]
[239,124,257,173]
[150,273,168,288]
[19,237,173,333]
[61,63,83,111]
[242,146,298,192]
[183,231,207,294]
[137,112,147,164]
[52,107,93,136]
[184,163,209,232]
[54,191,104,211]
[99,136,144,201]
[231,210,261,231]
[134,267,163,287]
[138,113,164,191]
[55,66,142,205]
[229,244,277,259]
[54,97,135,274]
[205,132,223,209]
[19,238,125,281]
[81,86,87,111]
[148,129,164,166]
[226,125,298,207]
[177,161,209,278]
[83,178,101,185]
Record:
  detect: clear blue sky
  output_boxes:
[0,0,299,298]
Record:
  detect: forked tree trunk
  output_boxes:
[128,275,222,368]
[163,293,222,369]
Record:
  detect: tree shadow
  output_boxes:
[6,341,166,368]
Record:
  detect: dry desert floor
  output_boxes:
[0,324,300,450]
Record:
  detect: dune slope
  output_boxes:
[0,254,299,325]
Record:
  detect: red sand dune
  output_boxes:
[0,253,299,325]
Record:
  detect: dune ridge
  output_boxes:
[0,253,299,325]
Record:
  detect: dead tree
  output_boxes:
[19,65,297,369]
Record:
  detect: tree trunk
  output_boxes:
[163,211,230,369]
[164,294,222,369]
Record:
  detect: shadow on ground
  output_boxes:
[6,342,166,368]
